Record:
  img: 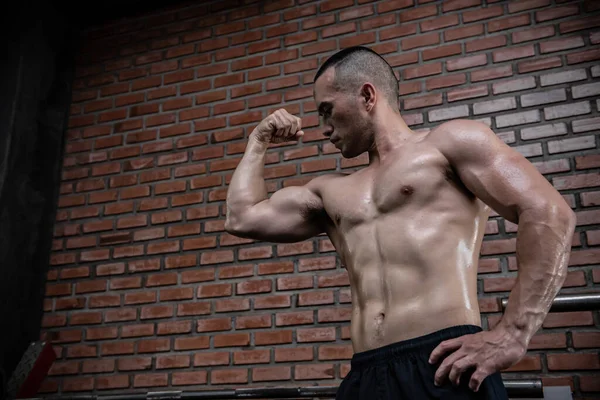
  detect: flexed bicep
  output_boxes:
[225,184,326,243]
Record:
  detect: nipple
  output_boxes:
[401,185,414,195]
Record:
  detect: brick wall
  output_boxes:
[40,0,600,397]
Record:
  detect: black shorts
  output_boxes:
[336,325,509,400]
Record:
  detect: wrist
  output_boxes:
[495,320,531,350]
[249,130,270,145]
[247,131,270,154]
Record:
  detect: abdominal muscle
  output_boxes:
[341,216,484,354]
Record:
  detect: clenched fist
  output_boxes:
[251,109,304,144]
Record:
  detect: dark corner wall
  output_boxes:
[0,0,76,392]
[0,0,184,392]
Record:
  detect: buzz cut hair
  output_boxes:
[314,46,399,109]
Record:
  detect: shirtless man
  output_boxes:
[224,46,576,399]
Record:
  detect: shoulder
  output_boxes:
[430,119,494,143]
[305,172,348,193]
[427,119,502,162]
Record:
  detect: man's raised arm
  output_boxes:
[225,109,326,243]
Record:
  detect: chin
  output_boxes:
[340,148,359,159]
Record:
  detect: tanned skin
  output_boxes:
[225,67,576,392]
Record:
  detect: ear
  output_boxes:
[360,83,376,112]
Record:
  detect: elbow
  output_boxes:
[538,201,576,233]
[552,202,576,233]
[224,213,250,237]
[224,216,241,235]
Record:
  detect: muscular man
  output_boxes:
[225,46,576,399]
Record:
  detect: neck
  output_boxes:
[367,108,413,165]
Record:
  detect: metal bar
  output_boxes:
[504,379,544,398]
[20,379,543,399]
[501,293,600,312]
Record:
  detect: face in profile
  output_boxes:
[314,68,373,159]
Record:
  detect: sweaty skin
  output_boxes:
[311,133,489,353]
[225,68,575,362]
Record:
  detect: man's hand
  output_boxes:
[428,329,527,392]
[252,108,304,144]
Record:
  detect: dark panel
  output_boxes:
[0,0,75,392]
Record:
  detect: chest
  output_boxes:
[323,150,451,227]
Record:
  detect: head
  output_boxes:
[313,46,399,158]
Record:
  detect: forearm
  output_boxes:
[497,207,576,346]
[226,131,269,221]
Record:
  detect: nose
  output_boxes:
[323,126,333,137]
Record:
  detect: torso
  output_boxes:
[314,129,490,353]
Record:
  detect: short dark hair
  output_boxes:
[314,46,399,108]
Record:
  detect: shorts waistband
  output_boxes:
[350,325,482,370]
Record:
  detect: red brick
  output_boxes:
[547,353,600,370]
[192,351,229,367]
[502,355,542,372]
[471,65,513,82]
[104,308,137,322]
[231,349,270,366]
[238,246,273,261]
[445,24,484,41]
[377,0,413,13]
[493,45,535,62]
[422,14,460,32]
[295,364,335,380]
[580,375,600,392]
[567,49,600,65]
[140,305,173,319]
[156,355,190,369]
[318,307,352,323]
[95,375,129,390]
[211,369,248,384]
[236,314,272,330]
[172,371,208,386]
[401,32,439,50]
[253,366,291,382]
[536,5,578,22]
[276,311,314,326]
[255,330,293,346]
[403,62,442,80]
[527,333,567,350]
[466,35,507,53]
[423,43,462,61]
[66,345,97,359]
[133,373,168,388]
[82,359,114,374]
[121,324,154,338]
[248,38,280,54]
[318,344,354,360]
[137,338,170,353]
[214,333,251,348]
[572,332,600,349]
[177,301,211,317]
[518,56,562,73]
[513,26,555,44]
[63,377,94,392]
[543,311,594,328]
[101,341,134,356]
[197,283,231,299]
[254,294,292,309]
[560,16,600,33]
[489,14,530,32]
[361,14,397,31]
[118,357,152,371]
